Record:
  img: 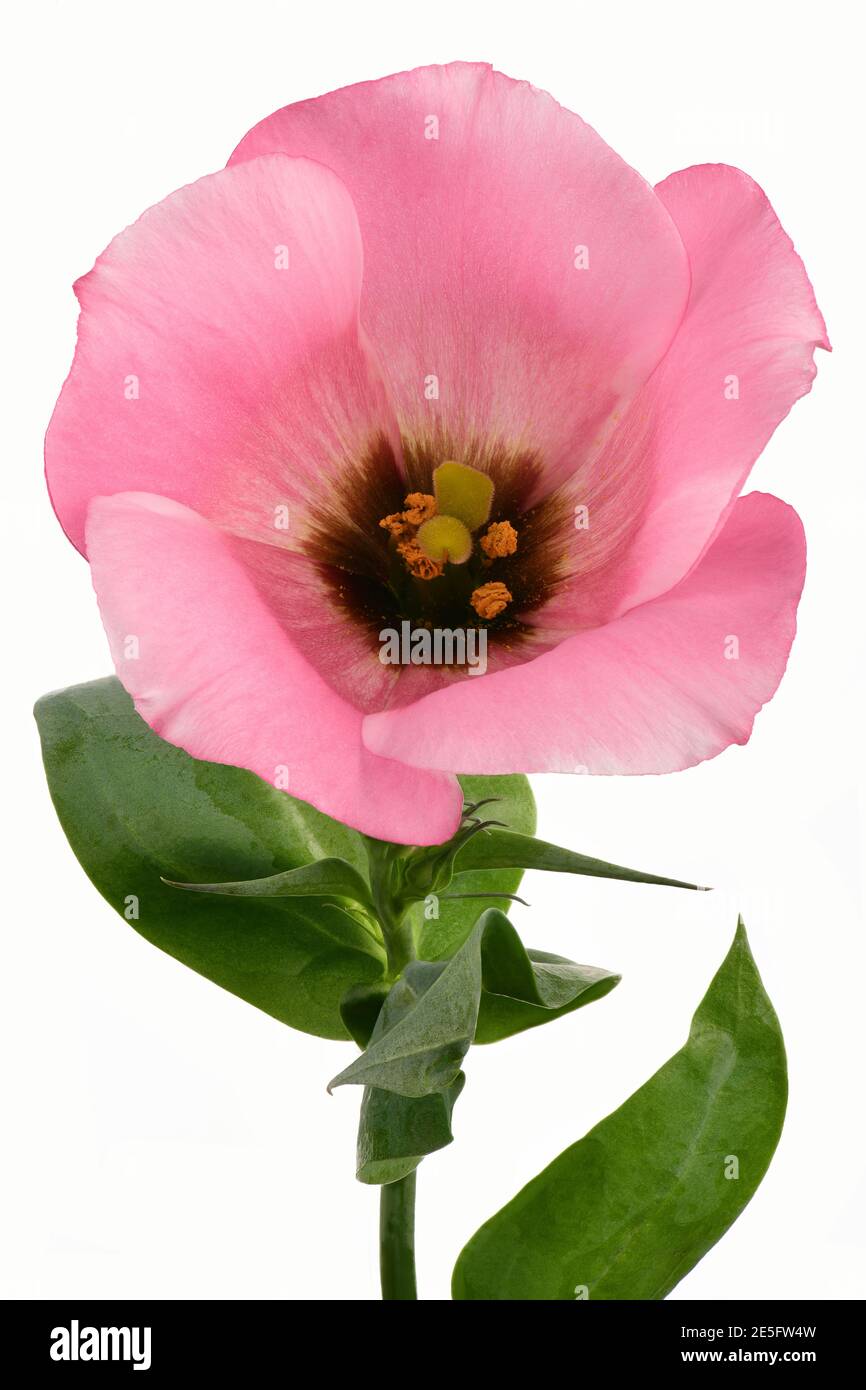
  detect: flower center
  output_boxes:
[303,432,573,697]
[378,460,519,619]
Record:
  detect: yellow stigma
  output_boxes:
[471,581,512,619]
[433,461,494,531]
[417,514,473,565]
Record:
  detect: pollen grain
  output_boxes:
[471,581,513,619]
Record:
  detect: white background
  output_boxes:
[3,0,863,1301]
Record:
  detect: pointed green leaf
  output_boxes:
[164,857,374,909]
[453,921,786,1300]
[35,678,385,1040]
[476,944,619,1044]
[330,910,618,1096]
[454,827,704,891]
[329,956,475,1098]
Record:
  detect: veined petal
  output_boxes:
[46,153,402,555]
[230,62,690,496]
[86,492,463,845]
[605,163,828,618]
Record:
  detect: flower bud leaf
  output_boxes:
[328,909,618,1097]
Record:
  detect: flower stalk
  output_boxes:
[379,1173,418,1300]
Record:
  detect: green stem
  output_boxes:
[379,1173,418,1300]
[364,838,417,977]
[379,912,416,977]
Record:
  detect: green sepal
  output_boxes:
[454,827,705,891]
[163,856,375,911]
[415,775,536,961]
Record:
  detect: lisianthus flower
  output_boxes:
[45,64,828,845]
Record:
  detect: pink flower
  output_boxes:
[45,64,828,845]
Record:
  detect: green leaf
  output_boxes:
[34,678,385,1040]
[330,956,474,1098]
[340,981,391,1050]
[329,909,618,1096]
[164,857,375,909]
[475,943,619,1045]
[356,1075,465,1186]
[454,827,705,891]
[353,970,466,1184]
[452,920,786,1300]
[418,775,537,961]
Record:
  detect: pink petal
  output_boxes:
[605,163,828,618]
[230,62,690,494]
[363,493,805,775]
[46,154,401,554]
[86,492,463,845]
